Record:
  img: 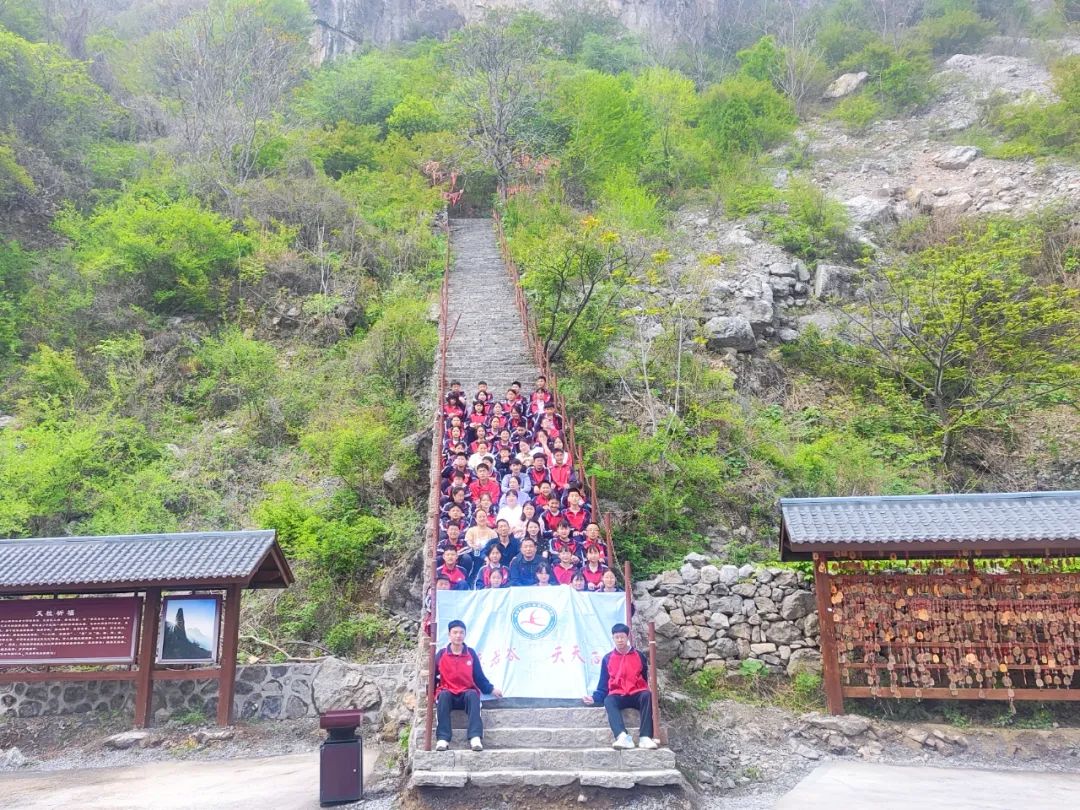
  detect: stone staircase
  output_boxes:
[411,217,684,793]
[410,705,683,789]
[444,218,539,394]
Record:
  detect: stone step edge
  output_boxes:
[409,769,686,790]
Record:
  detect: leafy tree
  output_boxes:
[737,35,784,84]
[631,67,707,190]
[154,0,310,180]
[579,31,648,74]
[448,11,544,201]
[557,69,647,194]
[386,94,444,138]
[810,219,1080,467]
[519,215,640,363]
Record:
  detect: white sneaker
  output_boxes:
[612,732,635,750]
[638,736,659,749]
[470,736,483,751]
[435,739,449,752]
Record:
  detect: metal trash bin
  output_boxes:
[319,709,363,806]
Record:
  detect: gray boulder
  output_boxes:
[787,648,823,676]
[844,195,896,227]
[823,71,869,99]
[765,621,803,645]
[704,315,757,352]
[933,146,981,170]
[780,591,817,621]
[311,657,381,713]
[813,263,856,300]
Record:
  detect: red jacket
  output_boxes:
[437,564,468,588]
[563,507,589,533]
[582,563,607,589]
[591,647,648,701]
[435,645,494,696]
[469,478,501,504]
[551,562,579,585]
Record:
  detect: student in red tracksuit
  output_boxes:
[583,623,659,750]
[434,619,503,751]
[468,464,502,505]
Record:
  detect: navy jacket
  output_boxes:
[508,553,549,586]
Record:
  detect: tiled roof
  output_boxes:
[780,491,1080,559]
[0,530,290,591]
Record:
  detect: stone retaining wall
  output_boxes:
[634,554,822,676]
[0,658,415,735]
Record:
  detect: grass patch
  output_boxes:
[683,662,825,714]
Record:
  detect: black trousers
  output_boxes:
[603,690,654,738]
[435,689,483,742]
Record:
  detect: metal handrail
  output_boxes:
[423,207,453,752]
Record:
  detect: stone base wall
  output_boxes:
[0,658,415,734]
[634,554,822,676]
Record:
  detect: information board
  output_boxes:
[0,597,141,665]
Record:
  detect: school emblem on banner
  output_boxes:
[511,601,558,640]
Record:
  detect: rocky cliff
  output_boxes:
[308,0,707,61]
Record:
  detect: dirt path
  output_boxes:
[0,748,386,810]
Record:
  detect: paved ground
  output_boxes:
[0,747,383,810]
[776,761,1080,810]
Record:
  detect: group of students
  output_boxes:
[434,376,620,594]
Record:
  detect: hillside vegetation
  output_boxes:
[1,0,1078,657]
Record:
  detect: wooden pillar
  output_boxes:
[623,561,633,627]
[217,585,242,727]
[134,588,161,728]
[812,554,844,714]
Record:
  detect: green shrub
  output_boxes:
[700,76,797,157]
[816,22,877,68]
[990,56,1080,157]
[841,42,934,114]
[24,345,88,402]
[830,93,881,133]
[737,36,783,84]
[252,482,390,580]
[765,179,859,264]
[0,138,34,204]
[598,166,661,234]
[191,329,277,417]
[0,241,30,369]
[325,619,362,656]
[58,190,253,313]
[911,8,995,56]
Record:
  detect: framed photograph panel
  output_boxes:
[156,595,221,665]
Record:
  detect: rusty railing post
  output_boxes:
[647,621,666,744]
[623,561,633,627]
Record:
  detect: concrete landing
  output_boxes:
[0,750,378,810]
[777,761,1080,810]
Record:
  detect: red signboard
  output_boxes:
[0,597,141,665]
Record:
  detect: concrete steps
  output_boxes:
[411,768,685,789]
[410,747,684,790]
[450,706,638,730]
[444,218,539,395]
